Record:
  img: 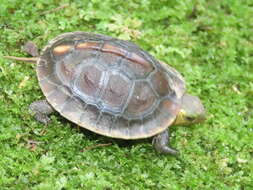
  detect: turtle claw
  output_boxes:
[152,129,178,155]
[156,145,178,155]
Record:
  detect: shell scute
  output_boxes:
[124,81,156,119]
[74,65,103,99]
[102,43,127,56]
[76,42,101,50]
[150,70,172,97]
[53,45,72,56]
[101,73,131,112]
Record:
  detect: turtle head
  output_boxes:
[173,94,205,126]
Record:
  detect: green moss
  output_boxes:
[0,0,252,189]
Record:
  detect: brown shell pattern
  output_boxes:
[37,32,185,139]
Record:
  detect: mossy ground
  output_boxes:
[0,0,253,189]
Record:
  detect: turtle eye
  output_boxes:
[185,116,195,122]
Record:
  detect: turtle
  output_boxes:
[4,31,205,155]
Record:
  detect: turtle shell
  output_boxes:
[37,32,185,139]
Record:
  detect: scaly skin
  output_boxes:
[29,100,54,124]
[152,129,178,155]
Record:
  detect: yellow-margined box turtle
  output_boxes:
[4,32,206,155]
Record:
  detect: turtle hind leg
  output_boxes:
[152,129,178,155]
[29,99,54,124]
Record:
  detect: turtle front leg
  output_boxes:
[29,99,54,124]
[152,129,178,155]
